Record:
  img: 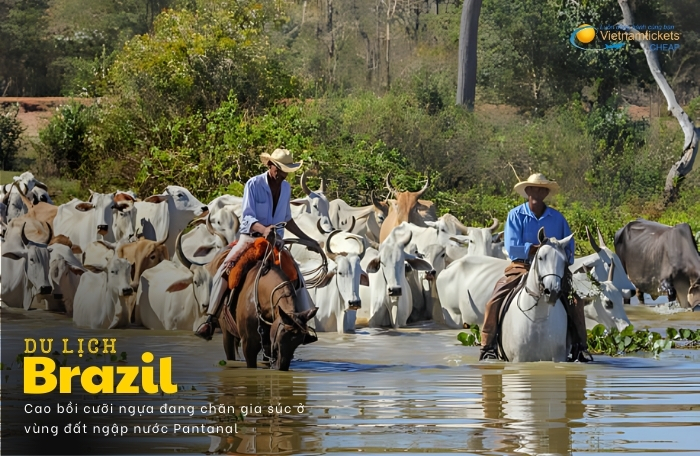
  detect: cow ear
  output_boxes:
[75,202,95,212]
[144,195,169,204]
[2,251,24,260]
[405,256,432,271]
[68,264,86,276]
[113,203,130,212]
[71,245,83,256]
[360,271,369,286]
[290,199,309,208]
[157,244,169,260]
[317,270,336,288]
[365,257,380,274]
[193,245,216,258]
[166,277,193,293]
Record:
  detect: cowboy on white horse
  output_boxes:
[479,173,591,362]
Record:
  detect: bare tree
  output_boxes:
[456,0,482,110]
[618,0,699,204]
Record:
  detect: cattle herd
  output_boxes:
[1,171,699,345]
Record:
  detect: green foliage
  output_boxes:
[38,102,96,178]
[587,324,674,357]
[109,2,298,116]
[0,104,25,170]
[457,325,482,347]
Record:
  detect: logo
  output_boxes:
[570,23,681,52]
[570,24,625,51]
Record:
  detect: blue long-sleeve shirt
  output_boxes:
[505,203,574,264]
[239,172,292,239]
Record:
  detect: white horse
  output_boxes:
[500,228,574,362]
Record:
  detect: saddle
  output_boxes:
[215,238,300,339]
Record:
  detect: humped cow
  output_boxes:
[135,233,209,331]
[358,227,432,328]
[1,222,53,309]
[53,192,116,252]
[133,186,207,260]
[307,230,369,333]
[328,191,390,243]
[73,249,133,329]
[614,219,700,309]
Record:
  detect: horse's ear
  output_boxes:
[278,307,295,327]
[537,227,547,244]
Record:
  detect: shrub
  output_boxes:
[38,102,96,178]
[0,103,24,170]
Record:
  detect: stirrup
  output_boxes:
[568,343,593,363]
[479,347,499,361]
[194,316,215,341]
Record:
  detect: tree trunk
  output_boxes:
[618,0,699,205]
[456,0,482,110]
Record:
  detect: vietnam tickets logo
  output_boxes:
[570,24,681,52]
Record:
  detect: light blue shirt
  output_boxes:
[505,203,574,264]
[239,172,292,239]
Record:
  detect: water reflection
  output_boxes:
[473,366,586,455]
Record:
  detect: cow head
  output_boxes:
[112,192,138,242]
[107,256,134,297]
[163,185,208,216]
[369,191,390,226]
[418,244,446,281]
[31,183,52,205]
[324,230,368,310]
[579,262,631,332]
[206,205,240,244]
[385,172,430,224]
[117,237,169,290]
[270,306,318,371]
[48,243,86,315]
[79,191,116,236]
[293,173,333,231]
[578,227,637,300]
[2,223,53,302]
[4,181,29,221]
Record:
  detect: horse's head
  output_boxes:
[270,306,318,370]
[533,227,574,305]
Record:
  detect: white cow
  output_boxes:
[574,262,630,331]
[2,181,29,222]
[134,185,207,260]
[328,192,390,241]
[1,223,53,310]
[406,243,447,324]
[54,192,116,252]
[571,227,637,301]
[136,232,211,330]
[207,194,243,218]
[73,252,133,329]
[308,230,368,333]
[290,173,334,232]
[112,192,138,243]
[47,243,86,316]
[358,228,432,328]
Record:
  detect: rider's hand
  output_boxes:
[262,225,276,238]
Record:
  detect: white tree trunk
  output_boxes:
[618,0,699,203]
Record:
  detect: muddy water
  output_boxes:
[2,305,700,455]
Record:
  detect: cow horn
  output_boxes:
[352,236,366,258]
[397,229,412,247]
[586,226,601,253]
[317,218,332,234]
[175,230,193,269]
[206,214,228,246]
[319,178,327,193]
[416,173,430,196]
[385,172,397,195]
[488,217,499,231]
[597,227,607,249]
[157,231,169,246]
[21,222,30,245]
[607,260,615,282]
[325,229,341,261]
[370,190,381,207]
[345,215,356,233]
[43,222,52,245]
[300,172,312,195]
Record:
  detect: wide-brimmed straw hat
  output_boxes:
[259,148,303,173]
[513,173,560,198]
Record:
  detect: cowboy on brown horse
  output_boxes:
[195,148,322,345]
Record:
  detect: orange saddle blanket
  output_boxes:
[214,238,299,291]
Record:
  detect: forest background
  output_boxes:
[1,0,699,255]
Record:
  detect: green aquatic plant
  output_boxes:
[457,325,481,347]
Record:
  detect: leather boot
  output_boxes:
[194,315,216,341]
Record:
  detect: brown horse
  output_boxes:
[218,237,318,371]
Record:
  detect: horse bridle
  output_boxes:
[521,245,564,309]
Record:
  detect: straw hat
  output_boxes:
[259,148,303,173]
[513,173,560,198]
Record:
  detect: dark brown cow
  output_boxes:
[614,219,700,309]
[379,172,436,243]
